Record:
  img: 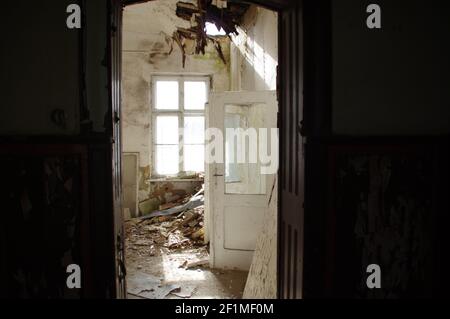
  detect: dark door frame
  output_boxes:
[110,0,332,299]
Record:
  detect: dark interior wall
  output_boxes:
[0,0,115,298]
[0,0,110,136]
[85,0,109,133]
[0,0,81,136]
[332,0,450,135]
[303,0,450,298]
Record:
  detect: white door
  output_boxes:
[206,91,278,270]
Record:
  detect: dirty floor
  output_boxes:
[125,213,248,299]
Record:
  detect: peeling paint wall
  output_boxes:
[243,176,278,299]
[332,151,435,297]
[122,0,230,211]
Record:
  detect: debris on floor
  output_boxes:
[140,186,205,219]
[127,201,206,252]
[170,285,198,299]
[125,186,248,299]
[127,272,181,299]
[185,258,209,269]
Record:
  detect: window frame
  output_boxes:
[151,74,210,177]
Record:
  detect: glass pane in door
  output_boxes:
[224,103,267,195]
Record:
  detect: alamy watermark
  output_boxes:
[366,264,382,289]
[66,4,81,29]
[66,264,81,289]
[205,127,279,175]
[67,4,382,30]
[366,4,382,29]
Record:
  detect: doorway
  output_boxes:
[119,0,280,299]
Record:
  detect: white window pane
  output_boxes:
[184,145,204,172]
[184,81,207,110]
[156,145,179,175]
[225,113,241,182]
[184,116,205,144]
[156,116,179,144]
[156,80,179,110]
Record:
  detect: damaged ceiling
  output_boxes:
[172,0,250,67]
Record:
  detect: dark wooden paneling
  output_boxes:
[303,136,450,298]
[278,1,304,299]
[0,144,91,298]
[329,145,435,298]
[301,0,333,299]
[303,0,332,139]
[88,143,115,298]
[325,140,450,298]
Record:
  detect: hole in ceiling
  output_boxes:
[205,22,226,36]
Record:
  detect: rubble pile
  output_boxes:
[125,202,206,262]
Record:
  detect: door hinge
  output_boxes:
[111,23,118,36]
[299,120,307,154]
[276,65,280,102]
[298,120,305,137]
[114,111,120,123]
[117,234,126,280]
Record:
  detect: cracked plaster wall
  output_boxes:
[122,0,231,207]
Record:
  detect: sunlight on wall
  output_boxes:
[231,21,277,91]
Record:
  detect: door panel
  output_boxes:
[278,2,305,299]
[208,91,278,271]
[224,206,263,250]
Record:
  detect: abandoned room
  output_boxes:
[0,0,450,301]
[121,0,279,299]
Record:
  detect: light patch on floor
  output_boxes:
[125,216,248,299]
[126,249,248,299]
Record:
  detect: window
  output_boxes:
[152,75,209,176]
[225,113,242,183]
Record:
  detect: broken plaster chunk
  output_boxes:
[184,38,196,55]
[139,198,161,215]
[170,286,197,299]
[161,221,173,228]
[188,220,199,227]
[190,14,198,27]
[144,225,160,233]
[191,228,204,240]
[135,240,151,246]
[212,0,228,9]
[186,258,209,269]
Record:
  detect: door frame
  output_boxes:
[112,0,331,299]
